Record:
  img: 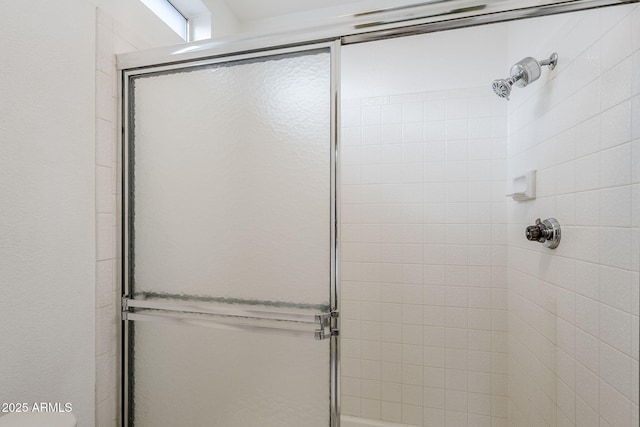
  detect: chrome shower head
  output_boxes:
[492,75,521,100]
[492,52,558,100]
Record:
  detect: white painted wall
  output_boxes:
[98,0,184,47]
[0,2,96,425]
[0,2,181,426]
[200,0,240,38]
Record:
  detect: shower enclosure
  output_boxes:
[338,6,639,425]
[121,43,339,426]
[118,1,639,426]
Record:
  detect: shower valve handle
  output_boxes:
[525,221,542,241]
[525,218,561,249]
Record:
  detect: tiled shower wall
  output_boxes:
[506,4,640,427]
[340,88,509,426]
[95,9,118,426]
[95,8,171,426]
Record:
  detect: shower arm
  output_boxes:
[504,70,524,87]
[539,52,558,70]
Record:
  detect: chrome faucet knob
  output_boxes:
[524,217,561,249]
[525,224,541,241]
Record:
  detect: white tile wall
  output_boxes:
[341,87,508,426]
[506,4,640,426]
[341,5,638,427]
[95,8,163,427]
[95,10,118,427]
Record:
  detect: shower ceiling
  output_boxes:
[201,0,417,22]
[198,0,636,40]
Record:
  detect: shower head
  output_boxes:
[492,52,558,100]
[492,75,521,100]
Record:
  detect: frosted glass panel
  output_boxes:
[130,49,331,307]
[130,320,330,426]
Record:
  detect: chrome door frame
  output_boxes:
[120,40,341,427]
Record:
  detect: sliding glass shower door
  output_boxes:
[122,42,339,427]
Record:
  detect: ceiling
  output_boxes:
[217,0,362,22]
[205,0,411,23]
